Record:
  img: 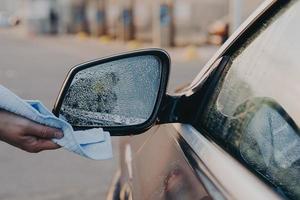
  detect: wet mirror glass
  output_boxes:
[59,55,162,127]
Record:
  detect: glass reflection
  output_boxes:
[60,55,161,127]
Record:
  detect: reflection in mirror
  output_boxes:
[60,55,162,127]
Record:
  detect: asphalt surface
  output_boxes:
[0,27,217,200]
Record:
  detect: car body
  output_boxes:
[105,1,300,200]
[53,0,299,199]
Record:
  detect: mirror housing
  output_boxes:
[53,49,170,136]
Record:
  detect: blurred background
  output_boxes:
[0,0,265,46]
[0,0,263,200]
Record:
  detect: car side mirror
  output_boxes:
[53,49,170,136]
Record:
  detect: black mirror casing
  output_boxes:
[53,49,170,136]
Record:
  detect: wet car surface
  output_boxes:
[105,1,300,200]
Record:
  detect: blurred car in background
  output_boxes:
[53,0,300,199]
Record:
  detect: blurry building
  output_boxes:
[56,0,72,33]
[174,0,229,45]
[57,0,107,35]
[86,0,107,36]
[14,0,265,46]
[134,0,153,42]
[0,0,24,14]
[24,0,60,34]
[106,0,119,38]
[230,0,264,34]
[0,0,24,26]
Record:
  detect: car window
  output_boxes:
[197,1,300,199]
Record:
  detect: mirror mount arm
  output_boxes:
[157,94,190,124]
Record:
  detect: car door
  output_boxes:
[193,0,300,199]
[122,124,220,200]
[117,0,300,200]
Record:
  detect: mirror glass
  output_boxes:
[59,55,162,127]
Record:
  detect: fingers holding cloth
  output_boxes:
[0,109,63,152]
[0,85,113,160]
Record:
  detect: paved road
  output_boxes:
[0,28,217,200]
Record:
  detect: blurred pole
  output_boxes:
[57,0,72,34]
[230,0,244,34]
[106,0,119,39]
[97,0,107,35]
[72,0,88,33]
[118,0,135,41]
[153,0,174,47]
[49,0,59,35]
[87,0,107,36]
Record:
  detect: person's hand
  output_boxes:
[0,110,63,153]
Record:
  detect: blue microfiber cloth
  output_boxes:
[0,85,112,160]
